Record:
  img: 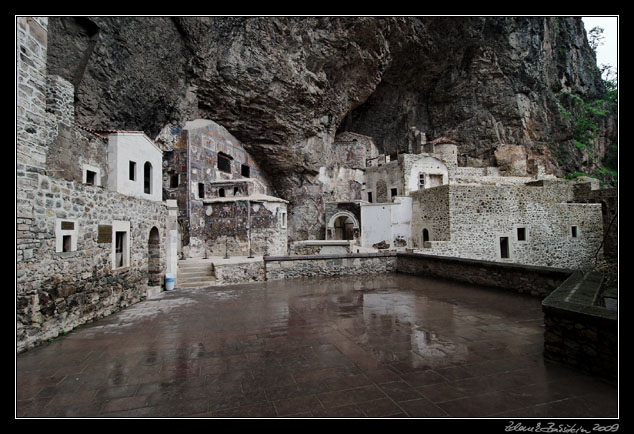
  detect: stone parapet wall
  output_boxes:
[213,259,266,285]
[396,252,571,297]
[264,253,397,280]
[542,271,617,382]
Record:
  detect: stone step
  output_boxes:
[176,280,218,289]
[178,263,214,270]
[178,269,215,278]
[177,273,216,282]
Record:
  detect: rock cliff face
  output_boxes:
[46,16,616,240]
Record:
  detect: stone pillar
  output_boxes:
[166,200,179,280]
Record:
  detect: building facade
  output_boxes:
[16,17,171,352]
[162,119,288,258]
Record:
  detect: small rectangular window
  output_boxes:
[170,173,179,188]
[500,237,510,259]
[111,221,130,269]
[234,187,239,196]
[241,164,250,178]
[217,153,232,173]
[115,231,125,268]
[391,188,398,198]
[281,211,287,229]
[367,192,373,203]
[129,161,136,181]
[198,183,205,199]
[56,219,77,253]
[86,170,96,185]
[517,227,526,241]
[571,226,578,238]
[62,235,72,252]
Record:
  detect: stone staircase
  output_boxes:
[176,259,217,289]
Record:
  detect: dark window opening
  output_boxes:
[115,231,125,268]
[86,170,96,185]
[62,235,72,252]
[391,188,398,198]
[234,187,239,196]
[170,173,179,188]
[241,164,250,178]
[500,237,510,259]
[219,187,225,198]
[129,161,136,181]
[198,183,205,199]
[423,229,430,243]
[517,227,526,241]
[367,192,373,203]
[217,153,232,173]
[571,226,578,238]
[144,162,152,194]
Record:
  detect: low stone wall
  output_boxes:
[213,259,266,284]
[396,252,571,297]
[264,252,397,280]
[542,271,617,382]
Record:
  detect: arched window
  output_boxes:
[144,162,152,194]
[423,228,430,243]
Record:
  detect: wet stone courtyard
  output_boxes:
[16,274,618,418]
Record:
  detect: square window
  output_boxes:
[217,153,232,173]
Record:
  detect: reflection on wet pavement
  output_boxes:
[16,274,618,418]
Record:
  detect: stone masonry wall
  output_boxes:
[16,176,168,352]
[413,183,603,269]
[16,17,169,352]
[542,272,617,381]
[397,253,571,298]
[265,253,397,280]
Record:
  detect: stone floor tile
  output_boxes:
[15,274,618,418]
[273,394,323,416]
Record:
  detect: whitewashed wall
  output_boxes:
[107,133,163,202]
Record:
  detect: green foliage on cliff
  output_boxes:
[555,71,617,186]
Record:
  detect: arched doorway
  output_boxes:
[327,211,359,241]
[148,227,161,286]
[422,228,430,244]
[334,215,355,240]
